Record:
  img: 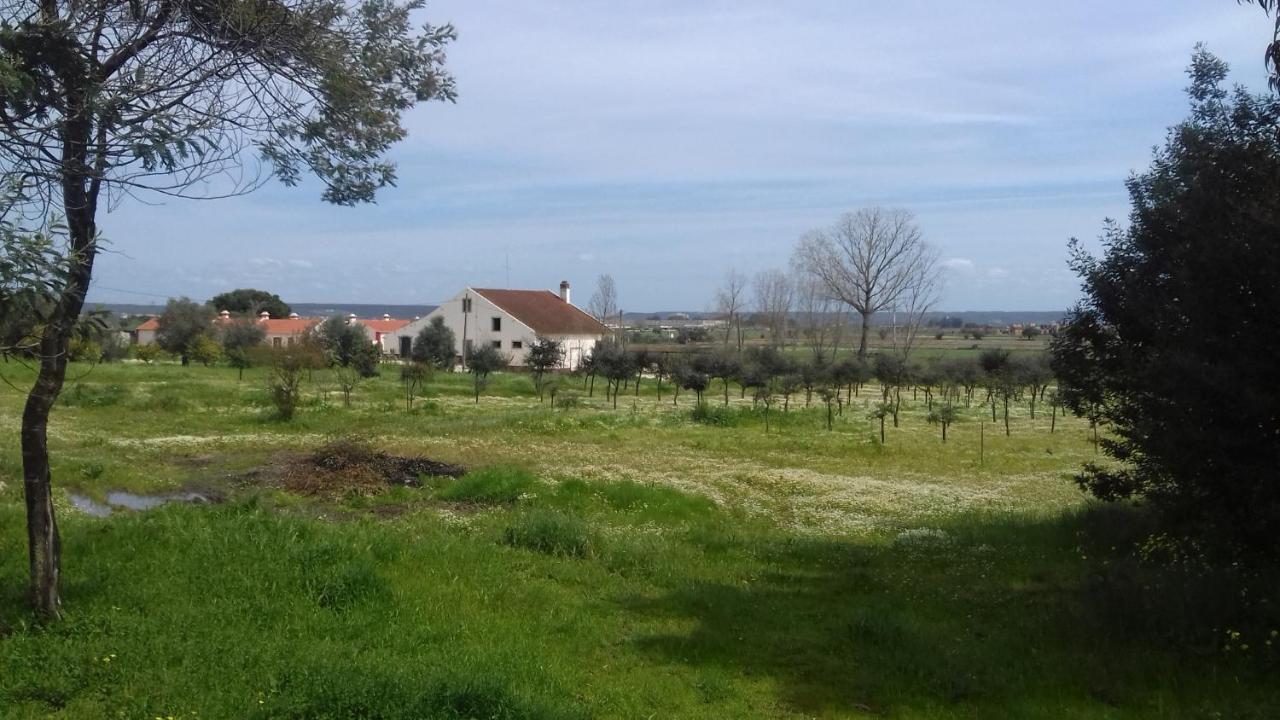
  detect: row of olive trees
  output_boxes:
[575,340,1060,439]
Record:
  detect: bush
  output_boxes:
[134,343,163,364]
[691,403,737,426]
[60,383,128,407]
[503,509,592,557]
[437,466,536,504]
[66,337,101,362]
[553,390,582,409]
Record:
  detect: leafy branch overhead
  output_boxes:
[0,0,457,208]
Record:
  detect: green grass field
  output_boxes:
[1,359,1275,719]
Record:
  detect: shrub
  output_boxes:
[553,390,582,409]
[691,403,737,426]
[134,343,163,364]
[60,383,128,407]
[437,466,536,504]
[503,509,592,557]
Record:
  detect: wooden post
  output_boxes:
[980,421,985,468]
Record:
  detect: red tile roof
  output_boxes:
[135,318,160,331]
[259,318,318,335]
[472,289,609,336]
[359,318,411,333]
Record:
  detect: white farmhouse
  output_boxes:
[394,282,607,369]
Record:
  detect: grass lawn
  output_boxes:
[0,360,1275,718]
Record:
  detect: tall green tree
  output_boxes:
[209,289,291,319]
[1051,48,1280,554]
[411,316,456,369]
[0,0,455,617]
[156,297,215,366]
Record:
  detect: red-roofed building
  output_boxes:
[393,282,607,369]
[355,314,413,354]
[133,317,160,345]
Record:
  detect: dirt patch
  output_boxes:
[282,437,465,498]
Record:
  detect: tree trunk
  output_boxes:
[857,311,870,359]
[22,88,100,618]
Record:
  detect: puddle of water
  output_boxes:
[69,490,214,517]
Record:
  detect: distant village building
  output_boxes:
[394,281,608,370]
[133,317,160,345]
[247,311,318,348]
[356,314,412,353]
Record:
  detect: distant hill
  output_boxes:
[91,302,436,319]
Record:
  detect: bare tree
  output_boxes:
[715,268,748,352]
[587,274,618,325]
[792,273,844,362]
[752,269,793,346]
[792,208,935,359]
[0,0,455,619]
[889,246,942,362]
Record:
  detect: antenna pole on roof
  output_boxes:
[505,248,510,289]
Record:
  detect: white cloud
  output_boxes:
[987,267,1009,279]
[942,258,975,271]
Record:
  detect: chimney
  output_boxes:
[559,280,571,304]
[382,313,391,321]
[288,312,300,319]
[259,311,270,322]
[218,309,231,319]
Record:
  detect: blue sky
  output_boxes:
[87,1,1275,312]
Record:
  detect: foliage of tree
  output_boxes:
[0,0,455,617]
[317,315,372,373]
[187,334,223,367]
[209,289,291,318]
[1241,1,1280,90]
[156,298,214,365]
[526,337,564,401]
[0,219,60,358]
[400,362,431,410]
[134,343,163,365]
[1051,48,1280,554]
[412,316,456,369]
[467,344,509,403]
[266,343,325,421]
[220,320,266,380]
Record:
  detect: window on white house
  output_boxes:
[491,317,501,332]
[511,340,523,349]
[272,337,282,348]
[491,340,502,348]
[462,297,472,313]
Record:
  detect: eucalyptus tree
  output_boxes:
[0,0,455,616]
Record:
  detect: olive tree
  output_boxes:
[467,344,508,403]
[526,337,564,401]
[0,0,455,617]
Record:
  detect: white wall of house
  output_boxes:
[394,288,599,370]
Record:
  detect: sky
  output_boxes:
[86,1,1275,312]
